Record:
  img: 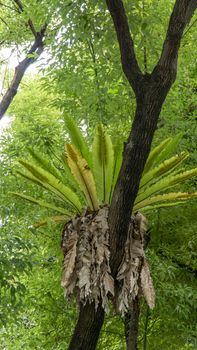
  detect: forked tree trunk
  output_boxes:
[68,0,196,349]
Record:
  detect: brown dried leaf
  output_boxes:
[103,272,114,296]
[61,232,78,288]
[140,259,155,309]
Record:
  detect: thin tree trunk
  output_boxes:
[125,297,140,350]
[68,302,105,350]
[143,305,150,350]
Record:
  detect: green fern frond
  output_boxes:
[136,168,197,205]
[134,192,197,211]
[11,192,72,215]
[140,201,192,212]
[139,152,189,190]
[155,133,183,165]
[143,137,171,174]
[110,142,123,202]
[28,148,64,182]
[92,123,114,203]
[65,144,99,211]
[64,115,92,166]
[18,160,82,212]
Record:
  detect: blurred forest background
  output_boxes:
[0,1,196,349]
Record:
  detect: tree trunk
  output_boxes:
[125,297,140,350]
[109,80,171,276]
[68,0,196,348]
[68,302,104,350]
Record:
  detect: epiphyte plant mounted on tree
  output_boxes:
[12,116,197,315]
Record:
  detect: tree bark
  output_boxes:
[125,297,140,350]
[68,0,197,349]
[68,302,105,350]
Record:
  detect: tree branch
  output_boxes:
[0,16,9,27]
[0,2,19,13]
[13,0,38,37]
[0,25,47,120]
[105,0,143,94]
[183,17,197,37]
[154,0,197,82]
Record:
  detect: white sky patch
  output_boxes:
[0,115,12,133]
[0,47,49,73]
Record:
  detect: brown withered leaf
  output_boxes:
[61,205,114,312]
[61,232,78,288]
[140,259,155,309]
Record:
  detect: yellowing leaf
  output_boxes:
[65,144,99,211]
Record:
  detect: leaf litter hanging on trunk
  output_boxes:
[61,206,155,314]
[12,118,197,314]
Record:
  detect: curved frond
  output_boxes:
[155,133,183,165]
[143,137,171,174]
[92,124,114,203]
[139,152,189,190]
[135,168,197,204]
[134,192,197,211]
[110,142,123,202]
[28,148,64,182]
[18,160,82,212]
[65,144,99,211]
[64,115,92,167]
[11,192,72,215]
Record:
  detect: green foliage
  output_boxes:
[0,1,196,348]
[65,143,99,211]
[92,123,114,203]
[13,121,197,228]
[64,115,92,167]
[18,159,82,212]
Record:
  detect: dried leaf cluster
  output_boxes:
[61,206,114,312]
[116,213,155,314]
[61,208,155,314]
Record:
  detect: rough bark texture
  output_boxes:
[68,302,105,350]
[67,0,196,349]
[124,297,140,350]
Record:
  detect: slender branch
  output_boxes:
[105,0,143,94]
[142,0,148,74]
[0,16,9,27]
[12,0,23,12]
[13,0,38,37]
[87,39,105,121]
[0,25,47,119]
[0,2,19,12]
[183,17,197,37]
[154,0,197,80]
[143,305,150,350]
